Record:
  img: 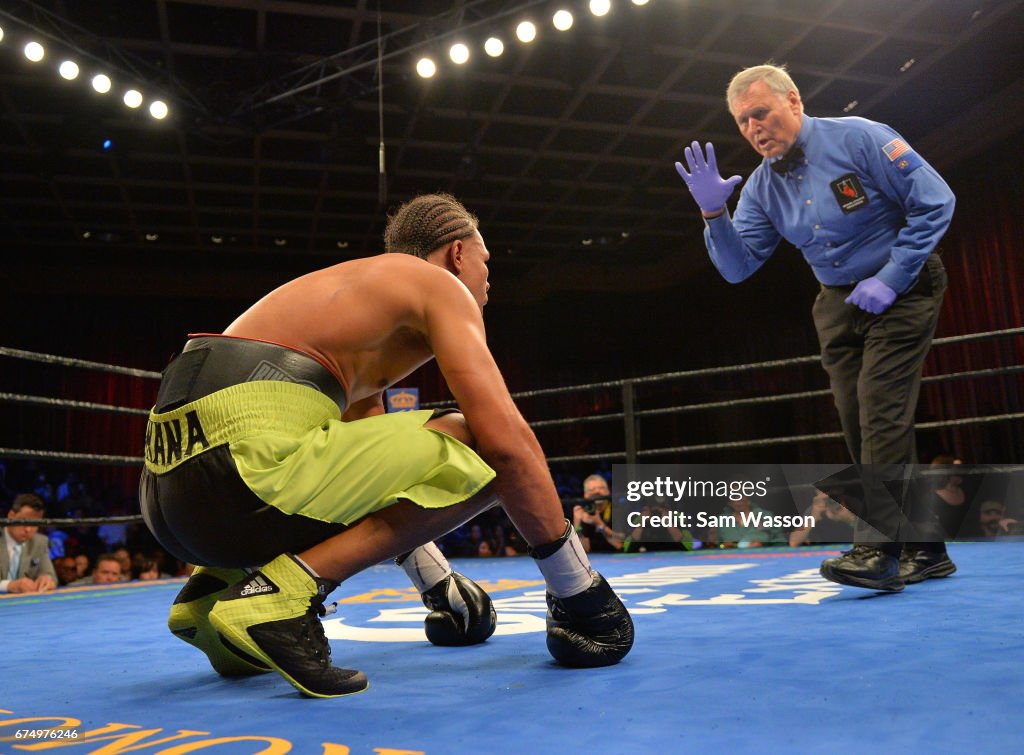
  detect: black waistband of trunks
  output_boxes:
[153,335,348,413]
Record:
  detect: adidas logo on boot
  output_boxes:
[209,555,368,698]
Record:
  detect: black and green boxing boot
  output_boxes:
[168,566,272,677]
[208,554,368,698]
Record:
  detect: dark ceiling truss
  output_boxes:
[0,0,1021,301]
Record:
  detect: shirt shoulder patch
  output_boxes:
[882,138,910,161]
[881,138,923,174]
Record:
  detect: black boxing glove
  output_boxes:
[421,572,497,646]
[545,572,634,667]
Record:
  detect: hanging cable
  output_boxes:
[377,2,387,207]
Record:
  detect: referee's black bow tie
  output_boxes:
[770,145,805,175]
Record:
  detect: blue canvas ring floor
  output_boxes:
[2,543,1022,754]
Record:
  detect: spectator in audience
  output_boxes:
[1,493,57,594]
[975,500,1019,539]
[457,523,489,557]
[925,454,967,539]
[789,490,856,546]
[149,548,176,578]
[717,494,786,548]
[74,553,91,580]
[112,547,132,581]
[131,558,161,581]
[503,528,528,556]
[572,474,625,552]
[54,555,79,586]
[72,553,123,585]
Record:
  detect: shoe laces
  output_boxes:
[845,544,882,559]
[301,597,338,668]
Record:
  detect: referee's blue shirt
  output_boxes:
[704,114,955,293]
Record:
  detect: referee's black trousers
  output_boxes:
[811,254,948,549]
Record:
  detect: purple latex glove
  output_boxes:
[845,276,897,314]
[674,141,743,214]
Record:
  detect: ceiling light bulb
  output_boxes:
[24,42,45,62]
[449,43,470,65]
[416,57,437,78]
[632,0,650,6]
[92,74,112,93]
[516,21,537,43]
[589,0,612,17]
[123,89,143,108]
[553,10,574,31]
[484,37,504,57]
[59,60,79,80]
[149,100,168,119]
[0,26,5,43]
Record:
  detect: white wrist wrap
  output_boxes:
[399,542,453,594]
[534,527,594,598]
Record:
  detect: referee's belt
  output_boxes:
[820,258,940,297]
[153,334,348,413]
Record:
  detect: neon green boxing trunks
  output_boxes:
[139,338,495,568]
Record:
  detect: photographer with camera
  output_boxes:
[572,474,625,553]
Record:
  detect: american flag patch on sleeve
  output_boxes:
[882,138,910,161]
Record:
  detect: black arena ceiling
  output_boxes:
[1,0,1022,304]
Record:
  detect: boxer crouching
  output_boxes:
[140,193,633,698]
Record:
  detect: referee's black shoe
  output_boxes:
[820,545,905,592]
[899,548,957,584]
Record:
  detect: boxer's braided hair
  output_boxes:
[384,193,479,259]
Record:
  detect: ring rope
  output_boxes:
[423,325,1024,407]
[0,346,162,379]
[529,364,1024,427]
[3,363,1018,421]
[529,412,625,428]
[0,391,151,416]
[0,448,143,466]
[2,328,1020,466]
[0,515,145,527]
[4,408,1022,468]
[546,450,628,464]
[635,365,1024,420]
[638,411,1024,457]
[3,328,1019,408]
